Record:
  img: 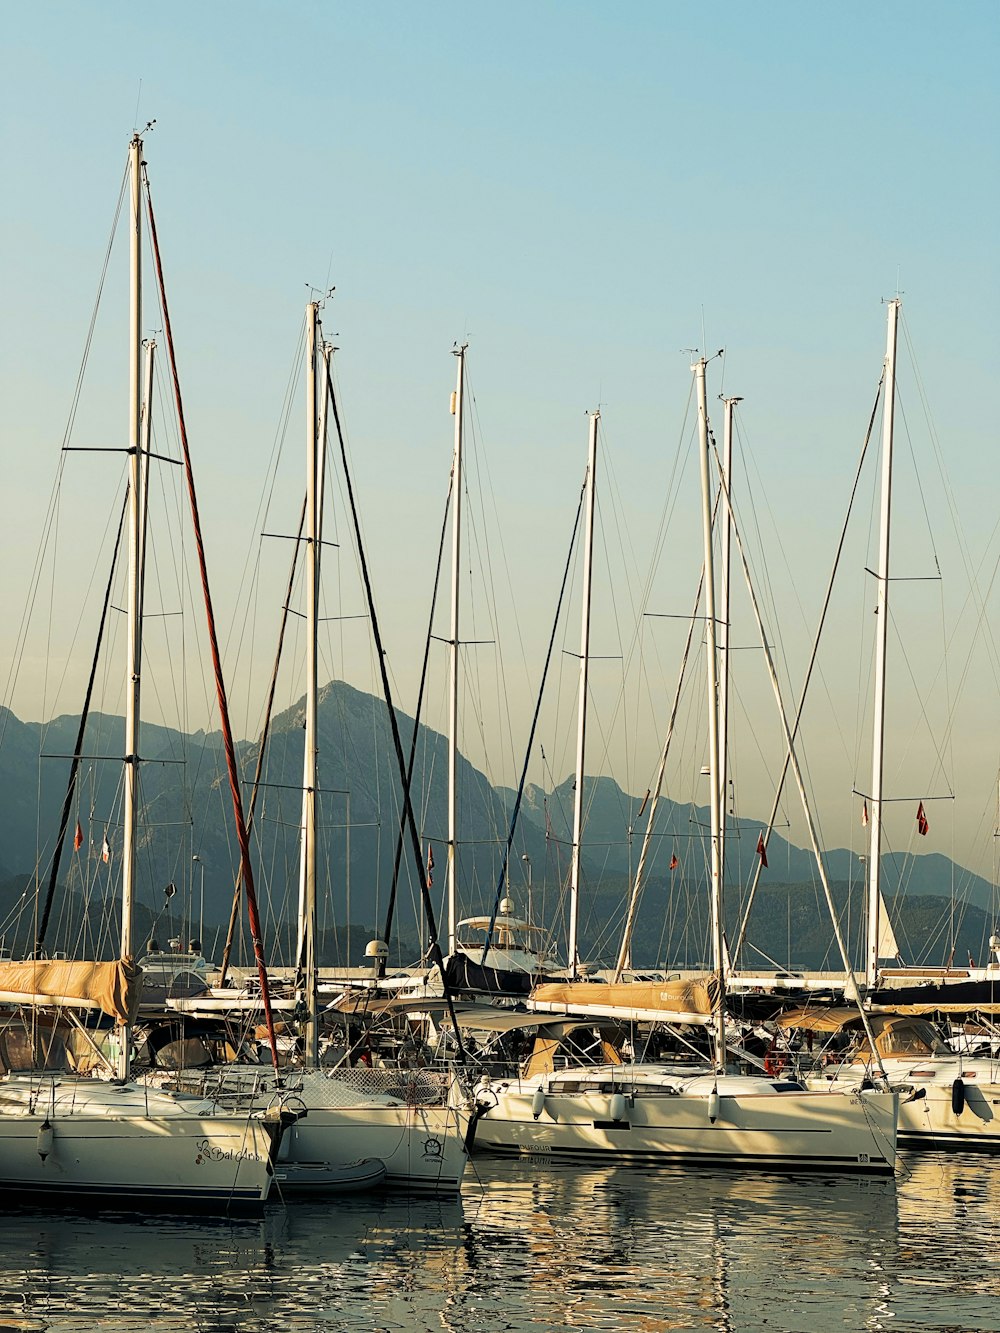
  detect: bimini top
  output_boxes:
[777,1007,949,1057]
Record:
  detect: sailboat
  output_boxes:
[795,299,1000,1147]
[221,303,468,1193]
[0,132,281,1209]
[469,377,899,1174]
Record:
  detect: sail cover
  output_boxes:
[528,976,720,1025]
[0,958,141,1024]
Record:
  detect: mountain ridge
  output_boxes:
[0,684,994,970]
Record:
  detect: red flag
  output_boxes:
[917,802,929,837]
[73,821,83,851]
[426,842,434,887]
[101,836,111,864]
[669,853,679,871]
[756,832,768,869]
[861,801,869,828]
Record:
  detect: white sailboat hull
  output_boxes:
[0,1077,274,1208]
[898,1083,1000,1148]
[811,1059,1000,1150]
[277,1104,466,1193]
[471,1068,897,1175]
[203,1067,468,1193]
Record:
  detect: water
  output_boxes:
[0,1153,995,1331]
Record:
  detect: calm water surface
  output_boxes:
[0,1152,995,1332]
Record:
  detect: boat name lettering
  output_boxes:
[194,1139,264,1165]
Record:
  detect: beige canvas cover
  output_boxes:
[523,1021,626,1077]
[882,1000,1000,1017]
[529,976,720,1025]
[0,958,141,1024]
[777,1007,949,1057]
[775,1006,864,1034]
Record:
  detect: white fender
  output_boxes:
[36,1118,54,1161]
[609,1092,627,1123]
[531,1086,546,1120]
[707,1090,720,1124]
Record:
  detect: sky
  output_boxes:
[1,3,998,879]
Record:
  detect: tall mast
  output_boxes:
[694,357,727,1070]
[297,301,322,1065]
[138,337,155,661]
[119,132,144,1080]
[866,298,900,989]
[446,345,466,956]
[717,396,740,898]
[568,411,599,978]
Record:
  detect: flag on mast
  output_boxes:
[669,853,679,871]
[73,821,84,851]
[101,836,111,864]
[756,832,768,869]
[917,802,929,836]
[426,842,435,887]
[861,801,869,828]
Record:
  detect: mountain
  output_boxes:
[0,684,994,970]
[508,771,999,912]
[235,679,551,959]
[0,683,547,966]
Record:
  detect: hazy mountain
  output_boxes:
[0,683,546,965]
[1,684,994,970]
[509,771,999,912]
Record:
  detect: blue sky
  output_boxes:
[2,3,998,873]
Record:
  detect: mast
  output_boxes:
[694,357,727,1070]
[446,345,466,957]
[297,301,321,1065]
[568,411,598,978]
[137,338,155,638]
[717,396,740,899]
[866,298,900,989]
[119,132,144,1080]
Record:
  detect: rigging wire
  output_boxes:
[382,471,454,949]
[478,472,586,964]
[144,162,281,1071]
[732,371,885,965]
[34,494,130,952]
[325,365,467,1062]
[1,165,129,742]
[218,491,306,984]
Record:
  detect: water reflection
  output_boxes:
[0,1154,995,1331]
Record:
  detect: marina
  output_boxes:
[1,6,997,1330]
